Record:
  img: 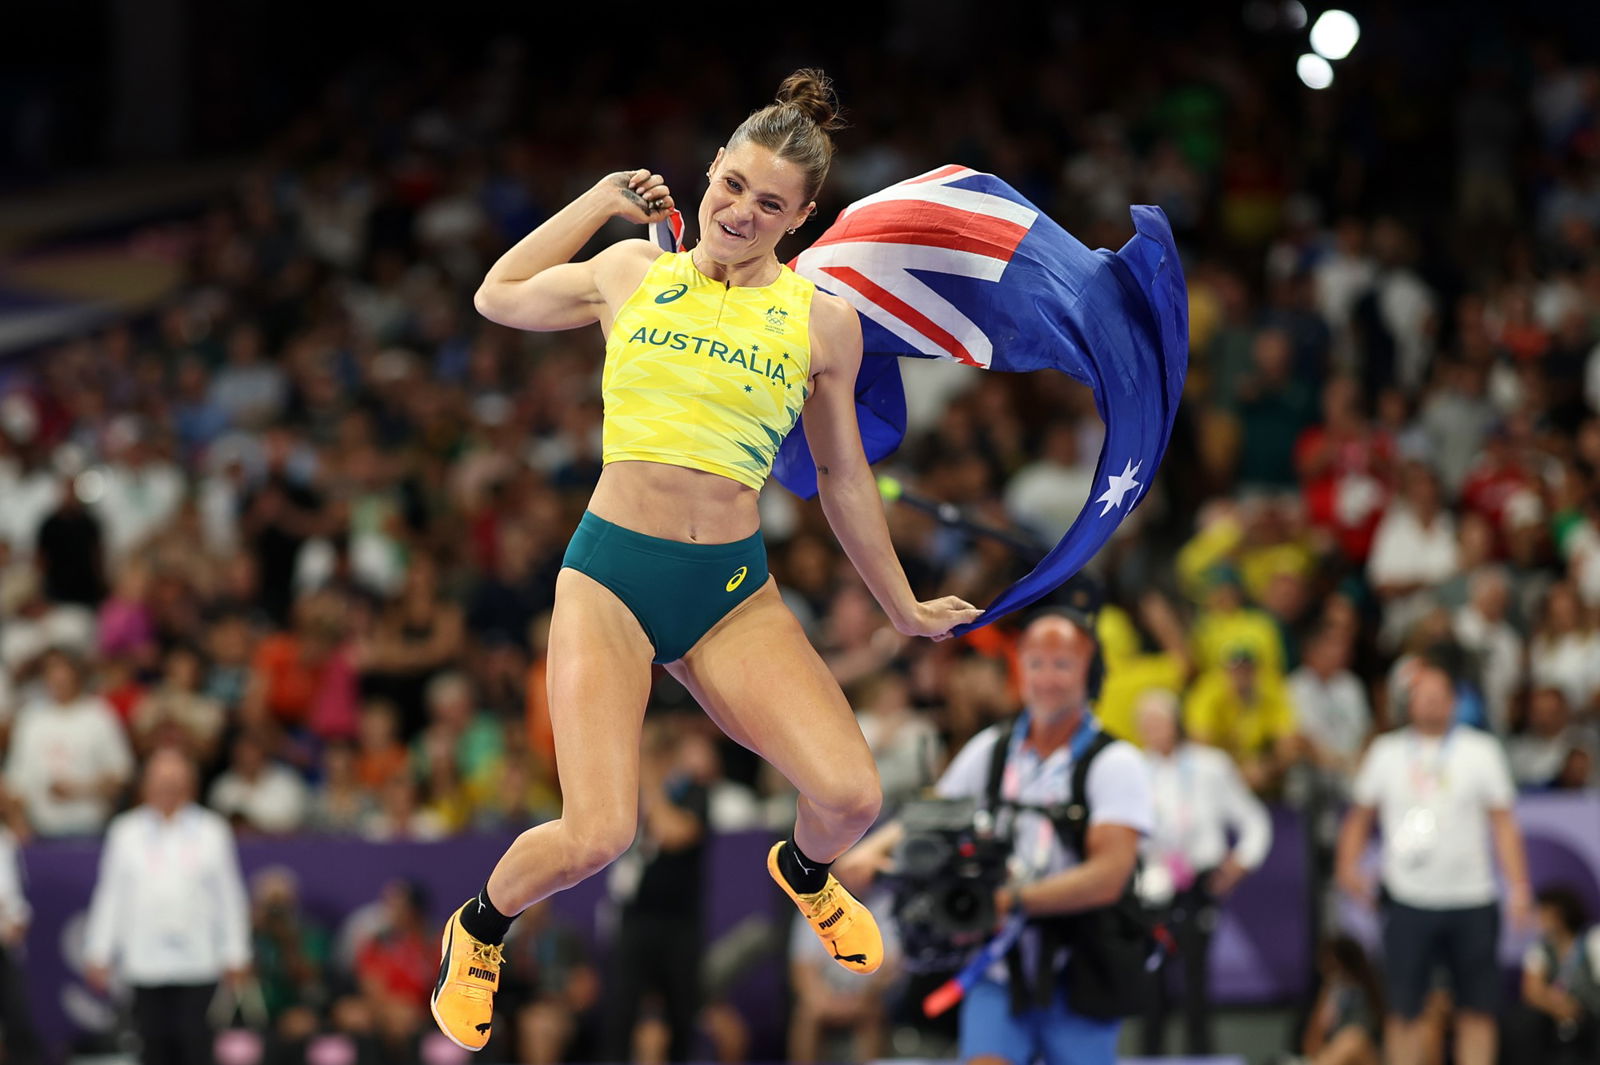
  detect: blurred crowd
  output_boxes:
[3,5,1600,1063]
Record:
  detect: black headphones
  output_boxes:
[1024,574,1107,702]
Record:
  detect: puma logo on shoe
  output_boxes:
[468,966,496,981]
[819,908,846,930]
[475,1023,491,1034]
[832,943,869,966]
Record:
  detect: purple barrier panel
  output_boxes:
[1209,807,1312,1004]
[20,832,521,1064]
[19,829,792,1065]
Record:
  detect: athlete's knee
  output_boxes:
[559,812,637,878]
[810,769,882,831]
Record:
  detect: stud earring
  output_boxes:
[787,227,796,234]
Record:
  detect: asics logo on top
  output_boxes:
[655,283,688,304]
[725,566,748,592]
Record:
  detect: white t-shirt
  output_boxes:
[4,696,134,837]
[1352,727,1515,909]
[937,719,1154,880]
[1288,666,1371,763]
[207,765,310,834]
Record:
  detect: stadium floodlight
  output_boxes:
[1310,9,1360,60]
[1297,53,1335,90]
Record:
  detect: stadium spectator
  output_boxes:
[1136,688,1272,1055]
[1508,886,1600,1065]
[249,866,332,1030]
[1336,662,1531,1065]
[1529,581,1600,716]
[84,748,251,1065]
[496,899,601,1065]
[208,730,311,834]
[351,879,438,1060]
[1451,565,1524,736]
[307,741,375,834]
[1367,463,1459,651]
[1184,645,1300,793]
[3,649,133,837]
[410,672,504,803]
[1288,624,1372,786]
[853,669,941,818]
[34,477,107,608]
[602,718,710,1064]
[0,823,38,1065]
[356,556,465,739]
[131,644,226,765]
[786,897,899,1064]
[1507,687,1597,791]
[1300,936,1384,1065]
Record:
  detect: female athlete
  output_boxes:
[430,68,982,1051]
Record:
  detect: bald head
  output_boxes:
[1018,614,1096,722]
[143,746,197,816]
[1020,614,1096,654]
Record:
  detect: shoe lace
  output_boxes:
[468,942,505,969]
[802,880,852,931]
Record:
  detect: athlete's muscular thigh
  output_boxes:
[546,568,656,822]
[667,579,876,801]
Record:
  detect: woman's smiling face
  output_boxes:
[697,142,813,265]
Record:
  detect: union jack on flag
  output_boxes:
[653,165,1188,633]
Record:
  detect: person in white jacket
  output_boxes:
[0,825,39,1065]
[84,747,251,1065]
[1136,688,1273,1057]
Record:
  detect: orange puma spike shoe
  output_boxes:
[429,902,505,1051]
[767,841,884,974]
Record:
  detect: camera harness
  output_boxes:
[982,708,1134,1016]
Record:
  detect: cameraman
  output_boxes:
[836,611,1153,1065]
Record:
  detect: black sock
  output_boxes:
[778,833,832,894]
[457,885,515,945]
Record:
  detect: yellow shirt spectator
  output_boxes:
[1096,604,1188,744]
[1184,655,1298,766]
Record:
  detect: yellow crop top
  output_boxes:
[601,250,816,490]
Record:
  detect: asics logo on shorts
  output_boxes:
[725,566,749,592]
[655,283,688,304]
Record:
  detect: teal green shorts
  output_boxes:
[560,511,769,664]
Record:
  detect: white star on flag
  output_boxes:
[1095,459,1143,517]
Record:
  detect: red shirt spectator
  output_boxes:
[1295,377,1395,561]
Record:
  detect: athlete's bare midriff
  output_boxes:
[586,460,762,544]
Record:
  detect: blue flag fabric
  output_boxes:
[654,165,1188,633]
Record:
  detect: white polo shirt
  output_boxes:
[1352,726,1515,910]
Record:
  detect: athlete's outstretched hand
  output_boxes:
[898,596,984,641]
[602,169,675,224]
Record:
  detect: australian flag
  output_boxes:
[653,164,1188,635]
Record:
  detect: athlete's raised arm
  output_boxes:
[473,170,674,332]
[804,292,982,640]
